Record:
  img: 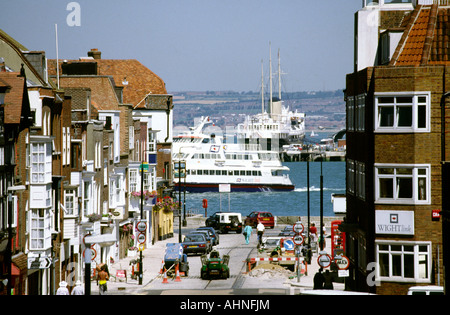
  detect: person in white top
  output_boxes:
[71,280,84,295]
[256,221,265,247]
[56,281,69,295]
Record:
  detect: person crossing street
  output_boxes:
[256,220,265,247]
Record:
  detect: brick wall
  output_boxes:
[346,65,446,294]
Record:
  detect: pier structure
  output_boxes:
[280,149,346,162]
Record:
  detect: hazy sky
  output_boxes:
[1,0,361,92]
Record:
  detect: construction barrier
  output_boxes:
[245,257,306,273]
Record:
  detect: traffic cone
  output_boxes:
[162,268,169,284]
[159,260,164,274]
[175,263,181,282]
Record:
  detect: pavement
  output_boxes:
[92,216,344,295]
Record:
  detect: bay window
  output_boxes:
[30,209,51,250]
[375,92,430,132]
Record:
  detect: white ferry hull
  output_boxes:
[174,182,295,193]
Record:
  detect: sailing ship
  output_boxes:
[237,46,306,148]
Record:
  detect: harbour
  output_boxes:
[182,161,346,218]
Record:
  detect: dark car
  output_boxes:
[190,230,213,252]
[278,225,296,237]
[182,234,208,255]
[245,211,275,229]
[197,227,220,246]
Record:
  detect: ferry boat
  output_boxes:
[172,117,295,193]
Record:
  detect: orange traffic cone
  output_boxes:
[159,260,164,274]
[175,263,181,282]
[162,268,169,284]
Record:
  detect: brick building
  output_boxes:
[344,0,448,294]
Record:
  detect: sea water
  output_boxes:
[183,161,346,218]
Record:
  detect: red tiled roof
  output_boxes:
[57,76,119,111]
[395,6,432,66]
[0,72,27,124]
[48,57,168,108]
[393,4,450,66]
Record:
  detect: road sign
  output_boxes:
[317,253,332,268]
[137,220,147,232]
[137,232,146,244]
[293,222,304,234]
[334,255,350,270]
[28,256,52,270]
[293,234,305,246]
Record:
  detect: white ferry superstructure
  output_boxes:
[237,47,305,147]
[172,117,295,193]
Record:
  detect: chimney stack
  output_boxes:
[88,48,101,60]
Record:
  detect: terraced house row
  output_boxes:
[0,30,175,295]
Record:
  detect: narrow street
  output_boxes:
[106,216,341,295]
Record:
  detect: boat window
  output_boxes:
[240,170,246,176]
[228,170,233,176]
[234,170,239,176]
[222,170,227,175]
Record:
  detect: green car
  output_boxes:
[200,248,230,280]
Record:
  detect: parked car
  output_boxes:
[197,227,220,246]
[245,211,275,229]
[206,212,242,234]
[190,230,213,252]
[278,225,296,237]
[182,233,209,255]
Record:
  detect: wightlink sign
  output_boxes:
[375,210,414,235]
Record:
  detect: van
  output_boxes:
[407,286,444,295]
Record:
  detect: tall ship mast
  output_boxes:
[237,46,306,148]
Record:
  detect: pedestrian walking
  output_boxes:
[97,264,109,295]
[243,223,252,245]
[313,268,325,290]
[71,280,84,295]
[256,220,265,247]
[309,223,317,242]
[56,281,69,295]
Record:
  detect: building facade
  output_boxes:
[0,30,174,294]
[345,0,447,294]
